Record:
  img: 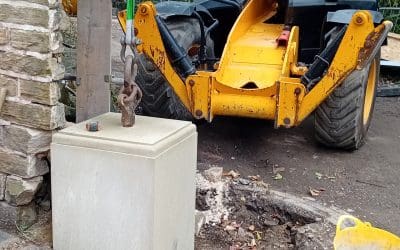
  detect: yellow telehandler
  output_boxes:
[114,0,392,150]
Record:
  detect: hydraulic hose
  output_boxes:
[301,25,347,90]
[192,11,207,63]
[155,16,196,78]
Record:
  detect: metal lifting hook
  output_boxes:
[117,55,142,127]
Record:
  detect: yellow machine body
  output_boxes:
[62,0,77,16]
[118,0,391,127]
[334,215,400,250]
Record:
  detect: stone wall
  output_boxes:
[0,0,65,229]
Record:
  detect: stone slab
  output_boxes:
[0,52,52,77]
[0,75,17,97]
[10,29,50,53]
[5,175,43,206]
[0,4,49,28]
[0,100,65,130]
[0,149,49,178]
[20,80,60,106]
[0,124,52,154]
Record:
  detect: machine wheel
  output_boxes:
[135,53,192,120]
[135,17,213,120]
[314,52,380,150]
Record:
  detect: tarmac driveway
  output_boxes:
[197,97,400,235]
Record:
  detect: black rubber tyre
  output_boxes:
[135,17,213,120]
[135,53,192,120]
[314,52,380,150]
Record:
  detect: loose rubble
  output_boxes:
[195,168,337,249]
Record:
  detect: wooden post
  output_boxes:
[76,0,112,122]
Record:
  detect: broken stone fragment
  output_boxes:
[238,178,250,185]
[237,227,246,241]
[194,210,205,236]
[196,189,211,211]
[5,175,43,206]
[263,218,279,227]
[203,167,223,183]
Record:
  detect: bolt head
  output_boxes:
[354,13,367,25]
[195,110,203,117]
[140,6,148,15]
[283,117,291,125]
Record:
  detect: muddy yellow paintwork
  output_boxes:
[214,0,283,89]
[296,12,386,126]
[120,0,388,127]
[62,0,77,16]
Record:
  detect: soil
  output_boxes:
[0,209,52,249]
[194,176,335,250]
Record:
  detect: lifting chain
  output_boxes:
[117,55,142,127]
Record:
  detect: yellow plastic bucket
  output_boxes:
[334,215,400,250]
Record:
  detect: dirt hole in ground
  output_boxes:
[195,170,334,250]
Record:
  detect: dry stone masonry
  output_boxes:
[0,0,65,229]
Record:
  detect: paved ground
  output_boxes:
[197,97,400,235]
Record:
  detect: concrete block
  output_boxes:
[52,113,197,250]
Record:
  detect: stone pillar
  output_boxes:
[0,0,65,230]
